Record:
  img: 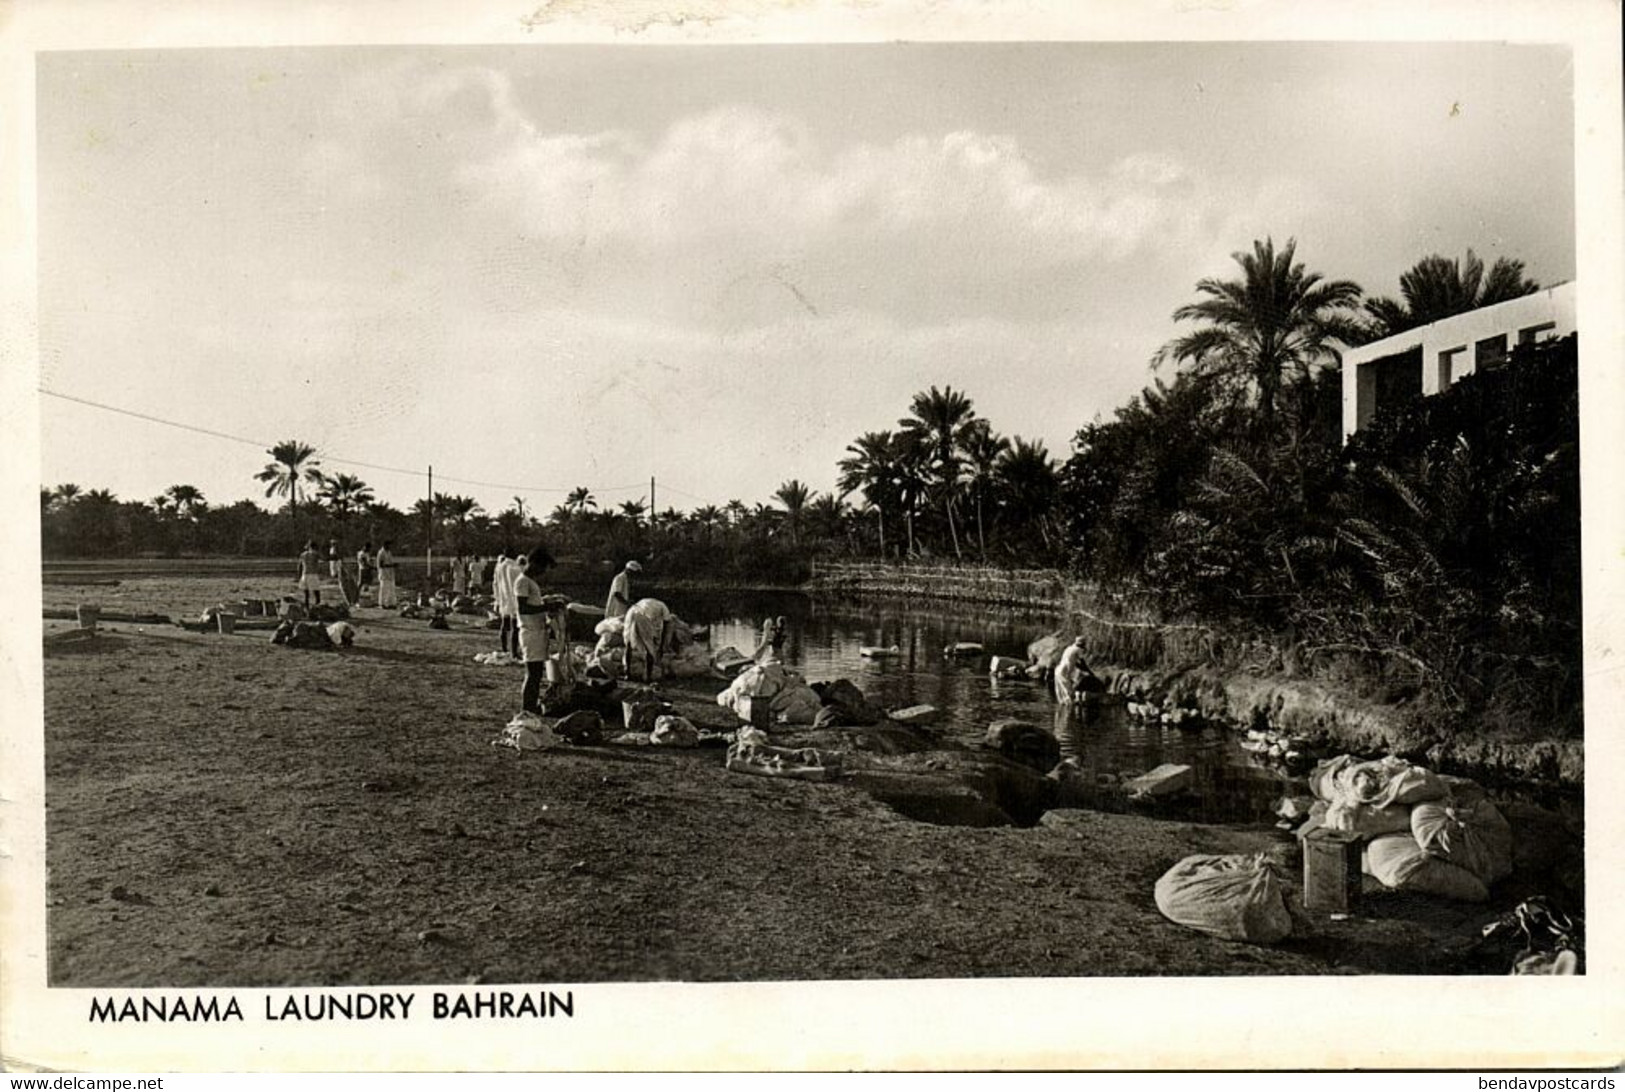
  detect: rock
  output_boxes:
[815,678,884,726]
[1124,763,1194,798]
[943,642,984,657]
[984,718,1062,774]
[1026,631,1067,672]
[989,655,1026,678]
[889,704,941,727]
[203,883,223,897]
[553,710,604,746]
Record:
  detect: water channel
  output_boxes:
[624,586,1301,826]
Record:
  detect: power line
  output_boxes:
[38,386,647,498]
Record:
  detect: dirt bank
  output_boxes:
[36,576,1575,984]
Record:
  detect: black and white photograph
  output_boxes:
[2,0,1622,1073]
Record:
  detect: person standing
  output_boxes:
[297,540,323,610]
[604,559,641,619]
[356,541,374,605]
[492,551,516,662]
[467,554,483,597]
[376,540,398,609]
[451,551,467,597]
[514,546,558,716]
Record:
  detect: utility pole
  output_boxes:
[426,464,434,588]
[649,475,656,525]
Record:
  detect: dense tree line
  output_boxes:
[41,241,1575,725]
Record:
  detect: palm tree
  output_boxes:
[510,496,529,523]
[565,486,596,515]
[617,498,648,523]
[1154,237,1364,435]
[436,494,481,549]
[805,492,847,545]
[690,504,724,540]
[164,484,206,520]
[900,385,978,559]
[724,499,748,527]
[838,430,901,558]
[958,420,1010,559]
[255,440,323,513]
[997,436,1060,550]
[773,479,812,547]
[52,483,82,506]
[1364,250,1541,338]
[316,473,374,520]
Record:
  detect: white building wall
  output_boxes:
[1340,281,1576,441]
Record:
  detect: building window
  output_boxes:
[1438,346,1466,391]
[1518,322,1557,345]
[1475,334,1508,369]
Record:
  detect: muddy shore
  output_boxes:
[37,576,1581,984]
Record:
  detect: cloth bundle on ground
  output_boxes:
[1303,757,1506,900]
[725,740,844,781]
[1154,854,1294,944]
[650,715,700,747]
[494,712,555,752]
[809,678,885,726]
[1410,795,1514,886]
[1309,755,1447,836]
[716,662,823,725]
[473,650,522,666]
[662,618,716,679]
[327,621,357,648]
[594,617,625,641]
[1363,833,1490,902]
[553,710,604,745]
[271,620,335,650]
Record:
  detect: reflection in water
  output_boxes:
[567,585,1299,824]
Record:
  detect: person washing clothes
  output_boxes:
[296,541,324,610]
[605,560,641,619]
[621,597,673,682]
[1054,637,1106,704]
[514,546,558,716]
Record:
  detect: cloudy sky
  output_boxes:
[37,43,1574,516]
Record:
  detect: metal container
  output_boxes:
[216,611,238,636]
[1302,826,1364,913]
[75,604,100,631]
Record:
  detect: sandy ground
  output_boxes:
[37,576,1563,985]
